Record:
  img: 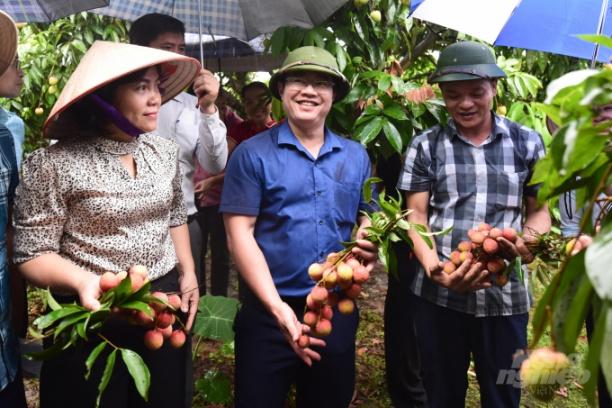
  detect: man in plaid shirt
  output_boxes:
[398,42,551,407]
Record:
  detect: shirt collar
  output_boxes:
[277,121,343,159]
[91,135,141,155]
[447,111,507,144]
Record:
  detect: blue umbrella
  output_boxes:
[1,0,108,22]
[411,0,612,63]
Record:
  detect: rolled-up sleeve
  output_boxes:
[13,149,66,264]
[397,132,433,192]
[169,146,188,227]
[195,109,228,175]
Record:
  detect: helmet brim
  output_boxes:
[429,63,506,84]
[270,63,350,103]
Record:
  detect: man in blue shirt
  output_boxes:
[220,46,378,407]
[0,10,27,407]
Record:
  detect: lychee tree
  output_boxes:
[528,54,611,404]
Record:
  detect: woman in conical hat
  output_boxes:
[13,40,200,407]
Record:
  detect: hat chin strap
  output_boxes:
[88,93,144,138]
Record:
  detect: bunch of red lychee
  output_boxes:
[299,253,369,346]
[443,224,518,286]
[98,265,187,350]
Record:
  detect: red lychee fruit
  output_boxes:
[298,334,310,348]
[320,305,334,320]
[344,283,362,299]
[311,286,328,304]
[338,298,355,315]
[308,263,324,281]
[489,227,502,239]
[486,258,506,274]
[303,311,318,327]
[315,319,332,337]
[150,291,168,312]
[169,330,186,348]
[502,227,518,242]
[155,310,175,329]
[450,251,462,266]
[167,294,182,310]
[457,241,471,252]
[336,262,353,282]
[483,238,499,254]
[443,261,456,274]
[144,329,163,350]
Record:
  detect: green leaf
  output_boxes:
[45,289,62,311]
[600,303,612,401]
[119,300,153,316]
[85,342,107,380]
[362,177,382,203]
[551,251,587,353]
[585,221,612,300]
[121,349,151,402]
[195,370,232,404]
[583,304,608,405]
[34,305,85,330]
[378,239,389,270]
[193,296,240,342]
[577,34,612,49]
[378,74,392,92]
[96,349,117,408]
[382,120,403,154]
[54,311,89,339]
[531,271,562,347]
[356,116,384,145]
[382,104,408,121]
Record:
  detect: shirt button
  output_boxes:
[316,191,321,196]
[319,252,324,257]
[318,220,323,225]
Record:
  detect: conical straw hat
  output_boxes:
[44,40,200,136]
[0,10,18,77]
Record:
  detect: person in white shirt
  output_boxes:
[129,13,228,292]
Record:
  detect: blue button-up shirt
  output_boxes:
[0,124,20,391]
[220,122,372,297]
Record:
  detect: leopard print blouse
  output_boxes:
[13,134,187,281]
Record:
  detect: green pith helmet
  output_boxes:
[269,46,350,102]
[429,41,506,84]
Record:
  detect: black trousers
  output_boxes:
[384,244,428,407]
[195,205,230,296]
[39,269,192,408]
[410,293,528,408]
[234,290,359,408]
[0,367,27,408]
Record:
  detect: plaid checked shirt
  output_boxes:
[397,113,545,317]
[0,123,20,391]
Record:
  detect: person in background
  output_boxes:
[193,82,276,296]
[13,41,200,407]
[398,41,550,408]
[0,10,27,408]
[129,13,228,291]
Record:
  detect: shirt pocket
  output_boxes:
[333,181,361,223]
[493,170,528,210]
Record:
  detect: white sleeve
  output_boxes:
[196,108,228,174]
